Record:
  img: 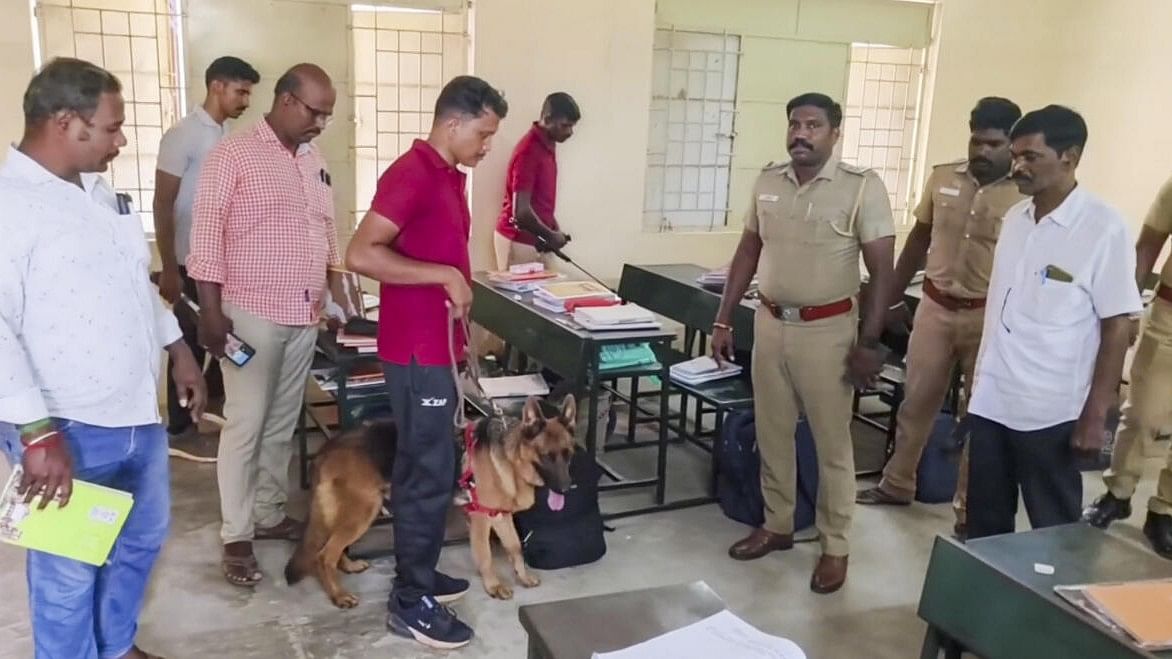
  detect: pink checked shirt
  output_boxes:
[187,119,340,327]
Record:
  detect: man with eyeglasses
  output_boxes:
[187,63,343,588]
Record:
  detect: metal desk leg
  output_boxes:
[585,349,601,459]
[627,375,639,444]
[684,326,697,357]
[919,626,962,659]
[655,357,669,504]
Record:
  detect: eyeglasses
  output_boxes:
[289,92,333,127]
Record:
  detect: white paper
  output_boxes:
[478,374,551,400]
[592,610,806,659]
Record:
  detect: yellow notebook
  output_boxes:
[0,466,134,566]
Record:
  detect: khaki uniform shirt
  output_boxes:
[1144,175,1172,287]
[746,157,895,307]
[915,159,1023,299]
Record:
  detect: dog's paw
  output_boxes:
[486,583,514,600]
[518,573,541,588]
[331,592,360,609]
[340,559,370,574]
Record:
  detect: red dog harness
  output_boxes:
[459,423,506,518]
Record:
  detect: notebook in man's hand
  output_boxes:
[0,466,133,566]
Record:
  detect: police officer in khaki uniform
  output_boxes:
[712,93,896,594]
[1083,173,1172,559]
[857,98,1023,538]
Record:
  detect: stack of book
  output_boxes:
[696,266,758,293]
[1056,579,1172,650]
[532,280,619,313]
[311,361,385,393]
[337,329,377,354]
[487,264,561,293]
[669,356,743,386]
[572,304,661,331]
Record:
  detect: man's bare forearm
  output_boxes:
[1083,315,1131,419]
[1135,226,1168,290]
[889,223,931,306]
[715,231,762,324]
[194,281,223,316]
[860,236,896,342]
[347,243,457,288]
[153,203,179,269]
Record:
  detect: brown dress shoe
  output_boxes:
[810,554,848,594]
[728,528,794,561]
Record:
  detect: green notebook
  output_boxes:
[0,466,134,566]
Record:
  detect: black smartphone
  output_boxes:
[223,332,255,367]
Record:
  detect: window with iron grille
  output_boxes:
[350,5,468,229]
[32,0,186,235]
[841,43,927,226]
[643,28,740,233]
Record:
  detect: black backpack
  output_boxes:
[714,410,818,531]
[513,446,607,569]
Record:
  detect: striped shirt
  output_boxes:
[187,118,340,326]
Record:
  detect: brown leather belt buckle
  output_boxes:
[924,279,986,311]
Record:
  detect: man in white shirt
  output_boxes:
[154,56,258,449]
[0,58,206,659]
[966,105,1143,539]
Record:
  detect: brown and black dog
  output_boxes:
[284,395,576,607]
[284,419,396,608]
[464,395,575,600]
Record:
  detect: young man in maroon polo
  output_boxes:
[493,92,580,269]
[346,75,507,651]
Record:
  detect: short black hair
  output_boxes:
[1010,105,1088,156]
[23,57,121,125]
[969,97,1021,135]
[542,92,580,122]
[434,75,508,120]
[205,56,260,88]
[786,92,843,129]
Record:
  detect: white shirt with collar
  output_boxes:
[156,105,228,263]
[0,147,182,427]
[968,184,1144,431]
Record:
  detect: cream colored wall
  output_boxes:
[0,1,35,155]
[927,0,1172,237]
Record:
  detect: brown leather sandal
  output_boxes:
[855,486,912,506]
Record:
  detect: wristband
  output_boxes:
[22,431,60,448]
[712,322,733,333]
[888,301,907,310]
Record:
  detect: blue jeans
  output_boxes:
[0,420,171,659]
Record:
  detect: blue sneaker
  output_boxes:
[387,595,474,650]
[433,571,469,604]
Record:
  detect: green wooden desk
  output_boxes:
[919,524,1172,659]
[471,272,688,516]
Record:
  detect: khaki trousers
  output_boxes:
[1104,298,1172,515]
[879,295,983,523]
[217,302,317,544]
[752,307,856,556]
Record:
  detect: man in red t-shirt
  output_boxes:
[346,75,507,651]
[493,92,580,270]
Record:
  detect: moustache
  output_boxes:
[1011,173,1032,183]
[970,157,992,166]
[789,140,814,151]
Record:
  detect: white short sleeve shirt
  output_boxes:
[156,106,228,262]
[968,185,1144,431]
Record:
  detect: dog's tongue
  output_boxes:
[547,490,565,512]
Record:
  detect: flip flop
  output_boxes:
[855,487,912,506]
[222,553,263,588]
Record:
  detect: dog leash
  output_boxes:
[444,305,502,429]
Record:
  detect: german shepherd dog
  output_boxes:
[284,395,577,608]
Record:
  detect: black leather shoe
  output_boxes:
[1081,492,1132,529]
[1142,511,1172,560]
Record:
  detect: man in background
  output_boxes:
[188,63,342,588]
[0,57,206,659]
[1083,174,1172,560]
[965,106,1142,539]
[154,56,259,460]
[712,93,896,594]
[493,92,579,269]
[857,97,1023,539]
[347,75,508,650]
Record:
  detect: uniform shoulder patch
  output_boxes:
[836,161,870,176]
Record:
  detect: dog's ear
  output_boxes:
[521,397,544,431]
[559,394,576,429]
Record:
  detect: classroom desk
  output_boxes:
[918,524,1172,659]
[471,273,686,515]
